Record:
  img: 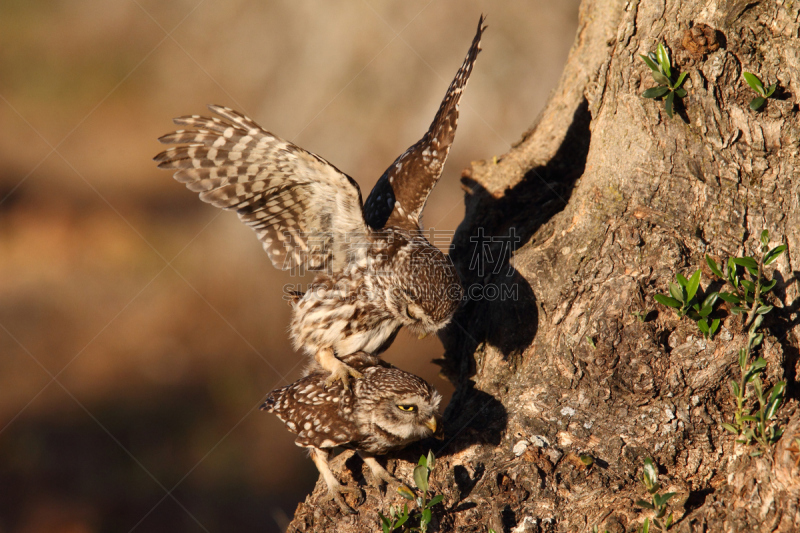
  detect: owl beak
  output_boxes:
[425,416,444,439]
[418,332,428,340]
[425,416,437,433]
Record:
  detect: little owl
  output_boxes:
[262,352,443,513]
[155,17,486,386]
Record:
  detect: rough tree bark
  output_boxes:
[289,1,800,531]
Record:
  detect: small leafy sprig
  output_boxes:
[705,230,786,329]
[654,269,720,339]
[743,72,777,111]
[640,43,689,118]
[721,331,786,456]
[379,451,444,533]
[636,458,675,531]
[709,230,788,456]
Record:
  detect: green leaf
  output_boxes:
[640,54,660,73]
[752,357,767,372]
[765,83,777,97]
[697,305,713,318]
[654,492,676,508]
[636,499,655,510]
[686,270,701,301]
[733,257,758,270]
[743,72,765,95]
[413,465,429,493]
[750,96,766,110]
[769,381,786,402]
[744,370,761,385]
[741,415,759,422]
[764,244,787,265]
[756,305,773,315]
[675,87,687,98]
[730,379,740,398]
[751,333,763,350]
[397,484,415,501]
[697,319,709,335]
[676,272,689,288]
[722,422,739,434]
[731,306,748,315]
[674,71,688,90]
[765,397,783,420]
[740,279,756,293]
[657,43,671,77]
[397,485,414,501]
[738,348,747,369]
[421,507,432,526]
[427,450,436,471]
[710,293,724,310]
[765,382,786,419]
[761,279,777,293]
[382,519,390,533]
[665,90,675,118]
[395,510,409,529]
[651,71,670,86]
[654,294,682,308]
[669,282,683,302]
[703,292,719,307]
[760,230,770,246]
[428,494,444,507]
[718,292,741,303]
[419,454,427,467]
[706,255,724,278]
[643,457,658,489]
[643,86,670,99]
[641,517,650,533]
[750,449,763,457]
[753,377,764,403]
[710,318,720,336]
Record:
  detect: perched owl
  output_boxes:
[261,352,443,513]
[155,17,486,387]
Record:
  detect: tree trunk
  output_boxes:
[289,1,800,531]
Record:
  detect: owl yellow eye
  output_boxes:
[397,404,417,412]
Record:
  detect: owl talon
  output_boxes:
[309,447,362,514]
[360,454,399,490]
[323,363,363,391]
[321,484,362,514]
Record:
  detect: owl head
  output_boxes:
[390,241,464,337]
[355,367,443,450]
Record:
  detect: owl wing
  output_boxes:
[262,376,360,449]
[155,105,369,273]
[362,15,486,231]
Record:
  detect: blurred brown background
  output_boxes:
[0,1,579,531]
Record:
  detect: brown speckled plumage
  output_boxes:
[261,353,442,513]
[155,17,485,382]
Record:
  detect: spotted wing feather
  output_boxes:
[155,105,369,272]
[261,375,359,449]
[363,15,486,231]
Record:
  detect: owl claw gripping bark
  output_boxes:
[310,448,362,514]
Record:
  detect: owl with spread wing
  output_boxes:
[155,17,485,387]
